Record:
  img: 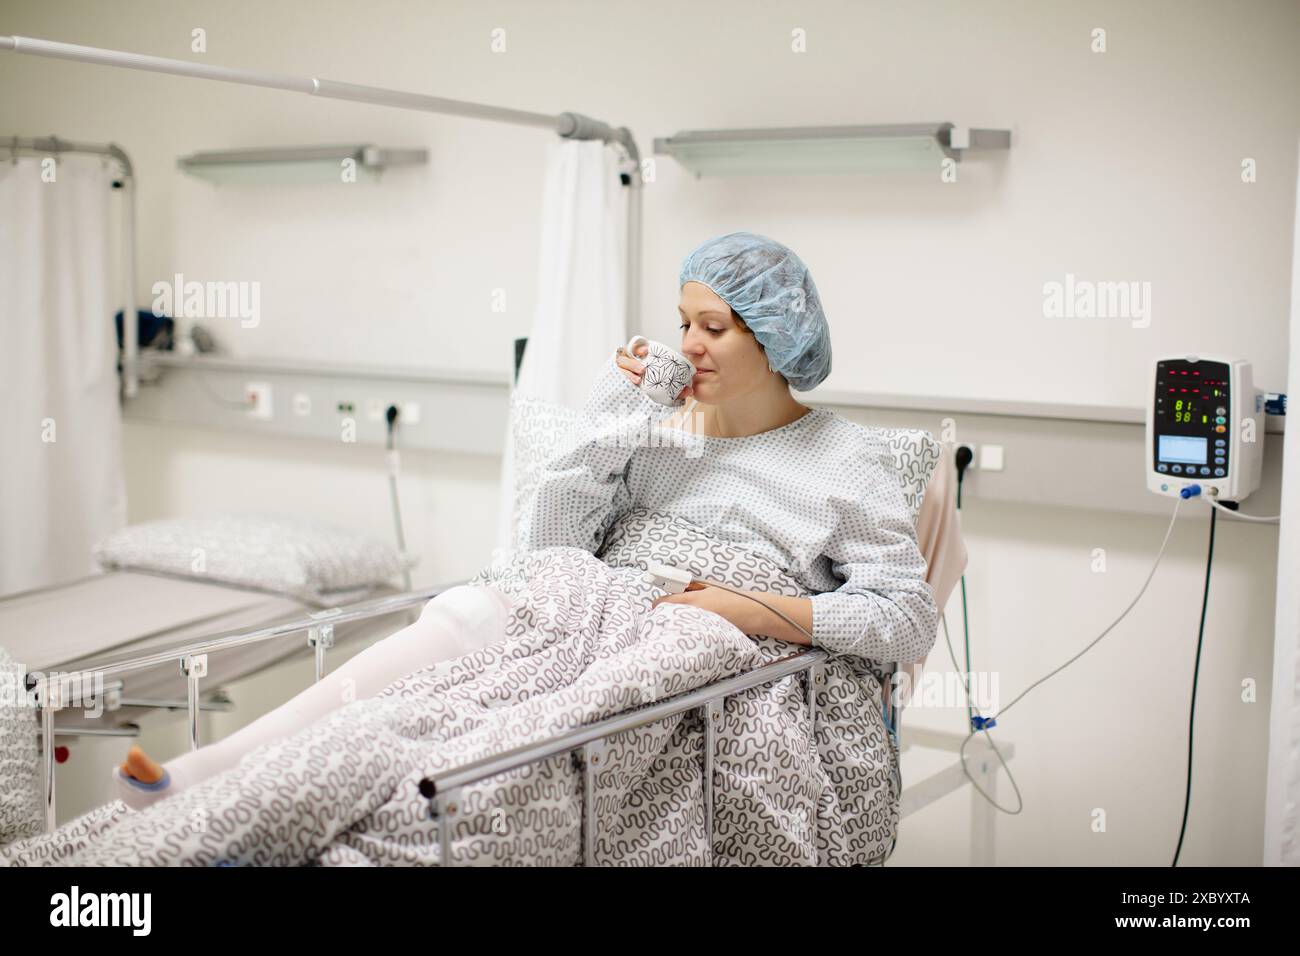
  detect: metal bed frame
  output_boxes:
[33,584,1012,864]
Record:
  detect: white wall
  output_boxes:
[2,0,1294,863]
[3,0,1295,403]
[893,498,1278,866]
[120,420,500,587]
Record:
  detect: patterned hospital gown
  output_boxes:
[517,354,938,667]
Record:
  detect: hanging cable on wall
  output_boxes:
[385,404,413,592]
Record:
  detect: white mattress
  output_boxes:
[0,571,412,730]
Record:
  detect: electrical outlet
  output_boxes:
[245,382,273,420]
[292,393,312,417]
[957,443,978,469]
[367,397,384,422]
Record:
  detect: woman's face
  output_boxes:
[678,281,773,401]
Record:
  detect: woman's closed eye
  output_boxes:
[680,322,722,335]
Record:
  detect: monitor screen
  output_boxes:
[1158,434,1208,465]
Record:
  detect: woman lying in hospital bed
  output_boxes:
[8,233,947,866]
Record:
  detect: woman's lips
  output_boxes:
[693,369,713,378]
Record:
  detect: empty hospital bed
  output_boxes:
[0,569,408,738]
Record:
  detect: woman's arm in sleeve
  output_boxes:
[516,352,683,554]
[807,439,939,664]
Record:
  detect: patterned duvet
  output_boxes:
[0,510,899,866]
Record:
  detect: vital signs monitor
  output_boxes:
[1146,355,1263,503]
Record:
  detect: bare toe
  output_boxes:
[122,744,165,784]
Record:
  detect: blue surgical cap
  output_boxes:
[678,231,831,391]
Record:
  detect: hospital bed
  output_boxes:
[21,576,1009,864]
[6,336,1000,861]
[13,427,1007,867]
[1,569,410,740]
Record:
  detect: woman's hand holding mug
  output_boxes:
[616,336,694,404]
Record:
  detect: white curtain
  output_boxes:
[0,154,126,597]
[494,140,629,551]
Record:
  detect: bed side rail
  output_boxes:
[419,648,829,866]
[34,582,467,832]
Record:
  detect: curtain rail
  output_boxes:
[0,34,643,326]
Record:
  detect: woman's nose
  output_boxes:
[680,328,707,357]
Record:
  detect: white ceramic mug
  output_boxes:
[625,335,696,405]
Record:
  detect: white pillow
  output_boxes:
[94,515,415,605]
[858,426,942,520]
